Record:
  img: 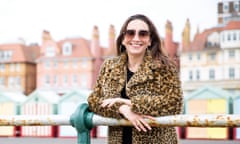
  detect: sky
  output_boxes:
[0,0,222,47]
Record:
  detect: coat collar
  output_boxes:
[109,50,160,88]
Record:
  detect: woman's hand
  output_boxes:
[101,98,131,108]
[119,104,155,132]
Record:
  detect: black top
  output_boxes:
[121,68,134,144]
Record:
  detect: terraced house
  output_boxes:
[0,41,40,95]
[180,0,240,96]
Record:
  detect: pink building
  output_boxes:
[36,26,116,95]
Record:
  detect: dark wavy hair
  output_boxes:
[116,14,170,65]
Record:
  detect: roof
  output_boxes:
[36,37,94,61]
[233,94,240,100]
[0,43,40,63]
[22,90,60,104]
[183,20,240,52]
[59,89,92,103]
[184,85,233,101]
[58,37,92,58]
[0,91,26,103]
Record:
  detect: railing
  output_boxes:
[0,103,240,144]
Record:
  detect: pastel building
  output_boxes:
[180,1,240,97]
[36,25,116,95]
[217,0,240,25]
[181,20,240,96]
[0,40,40,95]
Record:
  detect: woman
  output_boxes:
[87,14,183,144]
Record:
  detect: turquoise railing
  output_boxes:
[0,103,240,144]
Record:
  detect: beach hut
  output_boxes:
[233,94,240,140]
[184,85,232,139]
[20,90,60,137]
[0,91,26,136]
[57,89,91,137]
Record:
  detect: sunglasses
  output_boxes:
[123,29,150,39]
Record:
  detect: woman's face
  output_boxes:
[122,19,151,57]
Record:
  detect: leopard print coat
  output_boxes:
[88,51,183,144]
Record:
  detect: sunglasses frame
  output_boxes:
[123,29,150,39]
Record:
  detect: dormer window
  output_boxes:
[234,2,239,12]
[62,42,72,56]
[223,2,229,13]
[46,47,55,57]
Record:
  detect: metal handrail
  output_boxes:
[0,103,240,144]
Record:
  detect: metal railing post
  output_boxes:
[70,103,94,144]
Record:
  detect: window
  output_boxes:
[234,2,239,11]
[46,47,55,57]
[45,75,50,85]
[209,69,215,80]
[63,75,68,85]
[3,51,13,60]
[0,64,5,72]
[81,59,88,68]
[229,68,235,79]
[0,77,5,86]
[72,60,78,69]
[229,50,235,58]
[73,74,78,84]
[222,34,225,42]
[81,75,87,87]
[10,64,15,72]
[45,61,51,68]
[188,54,192,61]
[64,61,68,69]
[8,77,15,88]
[16,63,20,71]
[223,3,229,13]
[189,70,193,80]
[196,70,200,80]
[53,75,58,85]
[197,53,201,60]
[208,52,216,61]
[227,33,231,41]
[62,42,72,56]
[53,61,58,68]
[0,51,3,59]
[233,33,237,41]
[16,77,21,87]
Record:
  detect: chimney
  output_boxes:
[91,25,101,58]
[108,24,116,56]
[42,30,52,43]
[165,20,173,57]
[182,18,191,51]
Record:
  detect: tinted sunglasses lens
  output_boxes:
[139,30,149,37]
[124,30,149,39]
[125,30,135,38]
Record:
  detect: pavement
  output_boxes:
[0,137,239,144]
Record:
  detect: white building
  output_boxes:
[180,20,240,97]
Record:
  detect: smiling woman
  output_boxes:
[87,14,183,144]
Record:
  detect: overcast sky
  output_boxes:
[0,0,222,46]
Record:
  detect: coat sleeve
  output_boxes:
[130,65,183,117]
[87,59,124,119]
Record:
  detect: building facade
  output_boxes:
[180,14,240,97]
[0,41,40,95]
[36,26,116,95]
[218,0,240,25]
